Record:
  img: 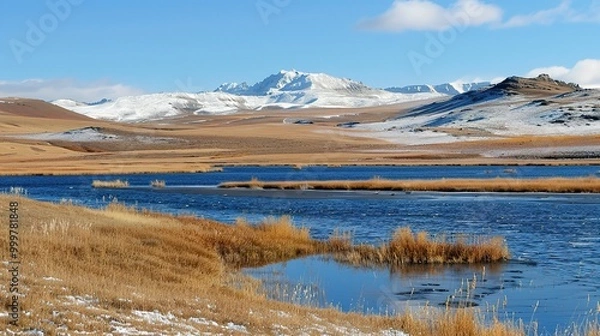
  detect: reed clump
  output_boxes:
[150,179,166,188]
[248,176,263,189]
[220,177,600,193]
[327,227,509,266]
[8,186,28,195]
[196,165,224,173]
[91,179,129,188]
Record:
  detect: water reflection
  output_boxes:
[246,256,599,334]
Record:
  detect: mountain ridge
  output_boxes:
[215,70,374,96]
[216,69,489,97]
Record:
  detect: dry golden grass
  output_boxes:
[0,195,528,335]
[221,177,600,193]
[91,179,129,188]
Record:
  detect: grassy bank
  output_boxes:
[0,195,593,335]
[220,176,600,193]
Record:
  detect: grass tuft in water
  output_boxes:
[327,227,510,267]
[91,179,129,188]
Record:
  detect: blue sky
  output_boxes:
[1,0,600,101]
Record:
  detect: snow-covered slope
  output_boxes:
[53,92,254,122]
[53,70,444,122]
[356,75,600,145]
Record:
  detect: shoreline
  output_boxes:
[1,161,600,177]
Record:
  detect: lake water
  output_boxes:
[2,165,599,334]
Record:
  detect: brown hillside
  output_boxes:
[0,97,93,121]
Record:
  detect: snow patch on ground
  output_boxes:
[132,310,176,325]
[63,295,99,306]
[225,322,248,333]
[109,320,157,336]
[17,127,120,142]
[42,276,63,282]
[12,127,176,144]
[381,330,410,336]
[188,317,219,327]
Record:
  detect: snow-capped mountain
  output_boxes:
[386,82,491,95]
[214,82,250,96]
[216,70,372,96]
[53,70,445,122]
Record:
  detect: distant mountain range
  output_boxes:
[216,70,491,96]
[385,82,491,95]
[55,69,470,122]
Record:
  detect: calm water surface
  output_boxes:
[1,165,599,334]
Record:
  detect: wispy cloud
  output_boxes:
[501,1,572,28]
[526,59,600,88]
[358,0,503,32]
[501,0,600,28]
[0,79,144,102]
[361,0,600,32]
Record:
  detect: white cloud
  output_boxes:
[361,0,600,32]
[489,76,506,85]
[358,0,503,32]
[526,59,600,88]
[0,79,144,102]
